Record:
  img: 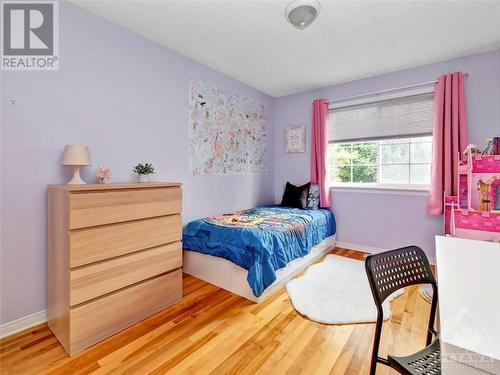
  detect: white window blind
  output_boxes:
[329,92,434,143]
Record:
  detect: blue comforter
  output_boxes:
[183,206,336,297]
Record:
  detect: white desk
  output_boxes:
[436,236,500,375]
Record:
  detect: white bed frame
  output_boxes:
[183,235,336,303]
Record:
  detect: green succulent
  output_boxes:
[133,163,155,175]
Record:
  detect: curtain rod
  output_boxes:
[326,73,468,104]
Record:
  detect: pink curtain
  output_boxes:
[427,72,468,215]
[311,99,331,208]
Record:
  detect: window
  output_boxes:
[329,92,434,189]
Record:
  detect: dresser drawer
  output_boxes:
[69,187,182,229]
[69,242,181,306]
[70,215,181,268]
[69,270,182,355]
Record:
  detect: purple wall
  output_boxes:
[273,49,500,258]
[0,2,275,324]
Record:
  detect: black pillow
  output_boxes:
[280,182,311,209]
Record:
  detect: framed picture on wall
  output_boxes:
[284,125,306,153]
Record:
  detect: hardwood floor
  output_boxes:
[0,248,432,375]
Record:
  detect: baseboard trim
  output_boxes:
[336,241,387,255]
[336,241,436,265]
[0,310,47,339]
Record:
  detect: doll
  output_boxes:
[493,137,500,155]
[482,137,500,155]
[482,138,493,155]
[464,144,482,157]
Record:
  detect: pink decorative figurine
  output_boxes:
[96,166,112,184]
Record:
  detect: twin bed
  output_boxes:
[183,206,336,302]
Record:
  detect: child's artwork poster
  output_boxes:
[188,79,267,175]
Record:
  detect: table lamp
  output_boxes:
[62,144,91,184]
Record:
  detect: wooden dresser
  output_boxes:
[47,182,183,356]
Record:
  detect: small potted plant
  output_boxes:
[133,163,155,183]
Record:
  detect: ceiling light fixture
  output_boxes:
[285,0,321,30]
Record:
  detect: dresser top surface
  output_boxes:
[48,182,182,191]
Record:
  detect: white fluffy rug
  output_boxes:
[285,254,404,324]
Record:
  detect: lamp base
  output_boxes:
[67,166,86,184]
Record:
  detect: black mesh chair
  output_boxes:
[365,246,440,375]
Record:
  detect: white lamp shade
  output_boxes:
[62,144,91,166]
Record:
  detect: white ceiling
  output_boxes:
[72,0,500,97]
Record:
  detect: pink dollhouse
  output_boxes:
[444,152,500,241]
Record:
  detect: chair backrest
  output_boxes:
[365,246,436,306]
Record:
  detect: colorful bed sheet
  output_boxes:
[182,206,336,297]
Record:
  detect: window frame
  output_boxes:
[328,86,434,192]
